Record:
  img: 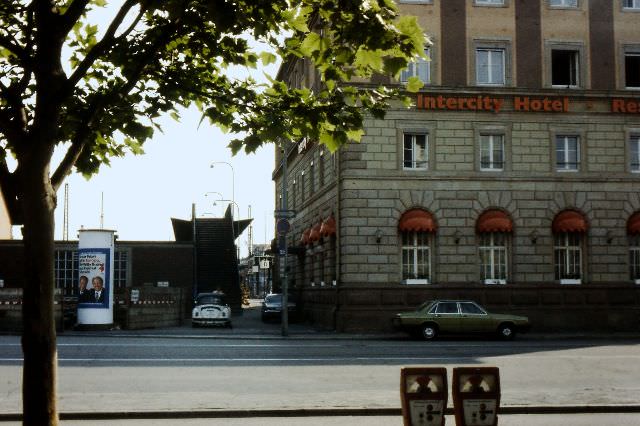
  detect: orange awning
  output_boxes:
[476,210,513,233]
[628,212,640,235]
[320,216,336,237]
[552,210,588,233]
[300,229,311,245]
[398,209,437,232]
[309,223,322,242]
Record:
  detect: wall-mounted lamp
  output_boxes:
[453,230,461,245]
[606,230,614,245]
[529,229,538,245]
[375,229,383,244]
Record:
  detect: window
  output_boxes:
[554,232,582,284]
[623,0,640,10]
[476,0,505,4]
[300,170,305,202]
[403,133,428,170]
[435,302,459,314]
[476,48,505,85]
[629,235,640,283]
[54,249,78,295]
[401,231,431,283]
[479,233,507,284]
[480,134,505,171]
[114,250,128,289]
[310,161,315,195]
[400,47,431,84]
[625,52,640,88]
[552,50,579,87]
[556,135,580,171]
[319,151,325,187]
[630,135,640,172]
[291,179,297,209]
[460,302,486,315]
[550,0,577,7]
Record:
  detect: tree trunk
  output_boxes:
[20,168,58,425]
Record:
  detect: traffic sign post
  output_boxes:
[274,209,296,219]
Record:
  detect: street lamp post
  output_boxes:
[210,162,235,218]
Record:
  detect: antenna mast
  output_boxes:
[63,183,69,240]
[100,192,104,229]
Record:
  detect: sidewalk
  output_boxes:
[5,299,640,341]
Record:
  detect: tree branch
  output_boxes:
[0,34,30,64]
[53,6,183,190]
[65,0,139,94]
[58,0,91,37]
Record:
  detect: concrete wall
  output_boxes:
[115,287,183,330]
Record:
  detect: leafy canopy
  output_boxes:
[0,0,427,182]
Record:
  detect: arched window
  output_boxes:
[476,210,513,284]
[398,209,437,284]
[627,212,640,283]
[552,210,588,284]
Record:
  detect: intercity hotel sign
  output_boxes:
[416,94,639,114]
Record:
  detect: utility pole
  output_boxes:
[248,204,253,257]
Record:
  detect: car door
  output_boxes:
[459,302,493,333]
[432,301,461,333]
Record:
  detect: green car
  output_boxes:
[392,300,531,340]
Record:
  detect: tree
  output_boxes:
[0,0,425,424]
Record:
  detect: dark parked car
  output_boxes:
[261,293,298,322]
[191,292,232,328]
[392,300,530,340]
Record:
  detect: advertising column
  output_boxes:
[77,229,115,327]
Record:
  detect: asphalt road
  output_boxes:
[1,333,640,416]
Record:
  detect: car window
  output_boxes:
[435,302,459,314]
[197,295,224,305]
[265,294,282,304]
[460,302,486,315]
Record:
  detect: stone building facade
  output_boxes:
[273,0,640,332]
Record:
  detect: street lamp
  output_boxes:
[210,162,235,218]
[205,191,224,199]
[215,198,242,270]
[205,192,225,215]
[213,199,240,220]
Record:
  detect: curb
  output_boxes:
[2,405,640,422]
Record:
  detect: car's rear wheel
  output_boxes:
[498,323,515,340]
[421,323,438,340]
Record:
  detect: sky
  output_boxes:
[9,3,278,258]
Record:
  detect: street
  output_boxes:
[1,332,640,417]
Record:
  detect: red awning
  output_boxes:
[309,223,322,242]
[628,212,640,235]
[398,209,437,232]
[476,210,513,233]
[552,210,588,233]
[300,229,311,245]
[320,216,336,237]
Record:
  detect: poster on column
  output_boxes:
[77,248,110,309]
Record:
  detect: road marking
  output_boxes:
[2,355,640,363]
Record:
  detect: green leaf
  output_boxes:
[299,32,322,56]
[346,129,364,142]
[259,52,277,66]
[406,76,424,93]
[354,48,383,71]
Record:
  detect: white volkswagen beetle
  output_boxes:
[191,292,232,328]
